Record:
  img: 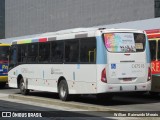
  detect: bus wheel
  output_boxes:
[19,78,29,95]
[0,82,6,88]
[58,80,70,101]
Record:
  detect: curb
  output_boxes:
[8,94,121,111]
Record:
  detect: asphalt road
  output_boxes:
[0,85,113,120]
[0,100,113,120]
[1,85,160,110]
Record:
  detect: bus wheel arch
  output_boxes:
[17,74,23,88]
[17,74,29,95]
[57,77,70,101]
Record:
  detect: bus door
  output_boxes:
[103,32,148,84]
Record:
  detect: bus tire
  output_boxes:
[58,80,70,101]
[0,82,6,88]
[19,78,29,95]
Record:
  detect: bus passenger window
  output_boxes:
[158,40,160,60]
[20,44,28,63]
[80,37,96,63]
[17,45,21,63]
[51,41,64,63]
[39,43,50,63]
[28,43,38,63]
[65,40,79,63]
[149,40,156,61]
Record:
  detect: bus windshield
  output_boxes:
[103,33,146,53]
[0,46,9,61]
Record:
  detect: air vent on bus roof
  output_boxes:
[98,28,106,30]
[75,33,88,38]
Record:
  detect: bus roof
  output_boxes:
[147,33,160,39]
[148,38,160,41]
[145,29,160,39]
[145,29,160,34]
[9,27,144,45]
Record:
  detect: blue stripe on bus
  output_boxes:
[96,36,107,64]
[32,39,39,43]
[146,38,151,63]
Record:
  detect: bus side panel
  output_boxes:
[34,64,97,94]
[9,64,97,94]
[73,64,97,94]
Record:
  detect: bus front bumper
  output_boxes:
[0,76,8,82]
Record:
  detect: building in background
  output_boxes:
[0,0,5,39]
[0,0,159,38]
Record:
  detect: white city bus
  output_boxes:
[8,28,151,101]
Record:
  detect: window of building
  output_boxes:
[155,0,160,17]
[0,0,5,39]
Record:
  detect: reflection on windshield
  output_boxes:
[0,46,9,61]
